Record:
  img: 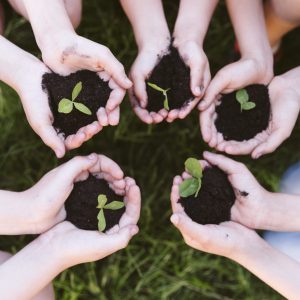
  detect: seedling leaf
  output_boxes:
[104,201,125,210]
[242,101,256,110]
[179,178,200,198]
[163,96,169,111]
[74,102,92,115]
[97,194,107,209]
[185,158,202,179]
[72,81,82,101]
[147,82,165,92]
[236,89,249,104]
[58,98,73,114]
[97,209,106,232]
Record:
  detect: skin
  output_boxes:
[199,67,300,158]
[264,0,300,48]
[199,0,273,111]
[170,151,300,299]
[120,0,217,124]
[0,37,125,157]
[0,154,141,299]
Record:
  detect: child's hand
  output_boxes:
[128,43,170,124]
[199,58,272,111]
[41,221,139,268]
[170,167,260,259]
[251,75,300,159]
[41,32,132,90]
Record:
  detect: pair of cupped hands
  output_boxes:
[20,32,300,160]
[15,149,278,267]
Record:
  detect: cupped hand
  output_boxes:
[128,44,170,124]
[40,221,139,269]
[41,32,132,90]
[199,57,273,111]
[170,163,260,259]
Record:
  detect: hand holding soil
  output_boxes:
[40,32,132,90]
[65,155,141,233]
[42,69,126,151]
[129,43,201,124]
[199,84,273,156]
[21,154,99,234]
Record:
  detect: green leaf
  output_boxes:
[97,194,107,209]
[104,201,125,210]
[97,209,106,232]
[195,178,202,197]
[179,178,200,198]
[74,102,92,115]
[147,82,165,92]
[72,81,82,101]
[185,158,202,179]
[163,96,170,111]
[241,101,256,111]
[58,98,73,114]
[236,89,249,105]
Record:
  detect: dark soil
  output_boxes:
[42,70,111,136]
[65,175,125,232]
[146,46,194,112]
[179,166,235,225]
[215,84,270,141]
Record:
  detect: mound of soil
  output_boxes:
[146,46,194,112]
[179,166,235,224]
[65,175,125,232]
[42,70,111,136]
[215,84,270,141]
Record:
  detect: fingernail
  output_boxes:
[170,214,179,225]
[88,153,97,160]
[125,78,132,87]
[254,153,262,159]
[203,151,212,158]
[55,149,64,158]
[194,86,201,96]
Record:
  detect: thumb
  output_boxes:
[37,123,65,158]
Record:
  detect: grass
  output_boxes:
[1,0,300,299]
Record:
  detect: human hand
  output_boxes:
[40,32,132,90]
[199,57,273,111]
[170,162,260,259]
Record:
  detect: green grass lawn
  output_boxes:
[1,0,300,299]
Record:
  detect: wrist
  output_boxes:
[138,33,171,53]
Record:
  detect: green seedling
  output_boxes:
[147,82,170,111]
[96,194,125,232]
[179,158,203,198]
[58,81,92,115]
[235,88,256,112]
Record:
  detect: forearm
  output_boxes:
[120,0,170,50]
[234,238,300,300]
[20,0,75,50]
[0,36,45,93]
[0,235,64,300]
[0,190,37,235]
[261,192,300,231]
[173,0,218,45]
[280,67,300,96]
[226,0,272,61]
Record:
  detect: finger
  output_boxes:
[106,85,126,112]
[199,104,215,143]
[170,184,184,213]
[150,112,164,123]
[120,185,141,226]
[222,139,259,155]
[251,129,289,159]
[173,175,183,186]
[107,107,120,126]
[166,109,179,122]
[65,131,86,150]
[178,98,199,119]
[111,178,126,190]
[82,121,102,140]
[38,124,66,158]
[130,72,148,108]
[190,64,204,97]
[133,106,153,124]
[89,155,124,179]
[97,107,109,126]
[199,70,229,111]
[203,151,245,175]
